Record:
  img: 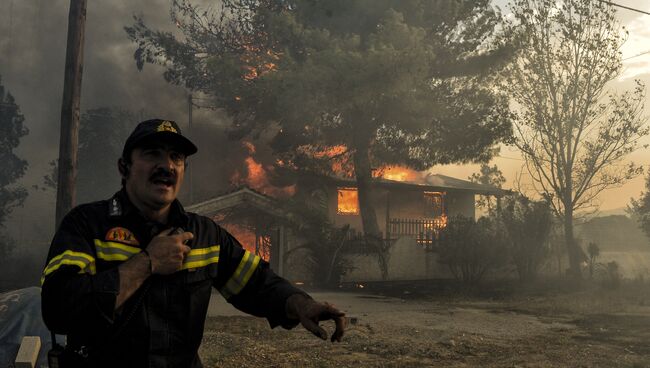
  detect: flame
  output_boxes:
[241,43,280,81]
[231,141,295,197]
[378,166,422,182]
[297,144,353,177]
[337,187,359,215]
[219,223,270,261]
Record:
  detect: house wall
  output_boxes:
[329,186,476,234]
[341,236,454,282]
[290,182,479,282]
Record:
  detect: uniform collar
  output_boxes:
[109,189,189,228]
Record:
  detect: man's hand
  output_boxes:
[146,228,193,275]
[286,293,346,342]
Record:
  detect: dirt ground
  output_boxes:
[199,282,650,367]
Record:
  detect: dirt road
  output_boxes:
[200,288,650,367]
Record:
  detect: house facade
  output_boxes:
[298,175,506,281]
[187,174,506,282]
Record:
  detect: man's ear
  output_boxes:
[118,158,130,178]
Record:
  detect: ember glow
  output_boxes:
[241,44,280,81]
[377,166,422,182]
[337,187,359,215]
[231,141,296,197]
[219,223,270,261]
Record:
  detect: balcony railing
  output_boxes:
[387,216,447,246]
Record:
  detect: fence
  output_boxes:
[388,217,447,247]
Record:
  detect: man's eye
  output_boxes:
[171,152,185,163]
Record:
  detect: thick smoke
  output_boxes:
[0,0,233,261]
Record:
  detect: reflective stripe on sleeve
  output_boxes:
[219,250,261,299]
[94,239,140,261]
[181,245,220,270]
[41,250,96,285]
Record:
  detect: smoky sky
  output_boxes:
[0,0,236,254]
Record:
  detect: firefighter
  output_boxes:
[41,119,345,367]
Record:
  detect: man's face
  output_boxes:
[124,142,186,211]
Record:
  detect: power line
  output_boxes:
[623,50,650,61]
[596,0,650,16]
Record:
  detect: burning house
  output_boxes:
[187,167,506,283]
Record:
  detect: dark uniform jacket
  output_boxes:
[41,189,304,367]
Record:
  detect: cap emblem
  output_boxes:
[156,121,178,133]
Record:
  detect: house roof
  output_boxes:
[328,174,509,196]
[185,186,285,218]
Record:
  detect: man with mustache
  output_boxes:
[41,119,345,367]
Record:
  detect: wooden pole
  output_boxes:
[55,0,87,228]
[188,93,193,204]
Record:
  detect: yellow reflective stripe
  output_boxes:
[94,239,140,253]
[187,245,220,256]
[181,256,220,270]
[181,245,220,270]
[94,239,140,261]
[41,250,95,285]
[220,251,261,299]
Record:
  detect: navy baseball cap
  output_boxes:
[122,119,198,158]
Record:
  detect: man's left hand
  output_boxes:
[286,294,346,342]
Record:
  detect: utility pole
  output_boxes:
[55,0,87,228]
[187,93,194,204]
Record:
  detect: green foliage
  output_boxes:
[77,108,135,203]
[437,215,506,285]
[126,0,514,247]
[500,195,553,281]
[127,0,512,173]
[283,200,354,287]
[0,76,28,258]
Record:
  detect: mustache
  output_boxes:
[149,168,177,183]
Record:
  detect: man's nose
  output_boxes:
[156,152,176,170]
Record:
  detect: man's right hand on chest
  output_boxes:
[145,228,193,275]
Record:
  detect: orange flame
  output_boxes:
[337,187,359,215]
[231,141,295,197]
[219,223,270,261]
[241,44,280,81]
[377,166,422,182]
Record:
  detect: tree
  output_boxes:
[0,76,29,257]
[437,215,506,285]
[126,0,514,278]
[586,241,599,279]
[500,194,553,281]
[502,0,648,278]
[469,163,506,214]
[77,108,135,203]
[630,170,650,243]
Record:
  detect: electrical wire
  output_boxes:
[595,0,650,16]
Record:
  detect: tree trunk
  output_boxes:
[352,136,389,280]
[563,205,582,279]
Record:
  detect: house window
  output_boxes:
[337,187,359,215]
[423,191,446,218]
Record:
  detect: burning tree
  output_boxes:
[126,0,513,278]
[502,0,648,278]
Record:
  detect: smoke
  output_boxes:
[0,0,231,260]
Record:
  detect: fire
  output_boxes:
[219,223,270,261]
[297,144,353,177]
[231,141,295,197]
[337,187,359,215]
[241,43,280,81]
[377,166,422,182]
